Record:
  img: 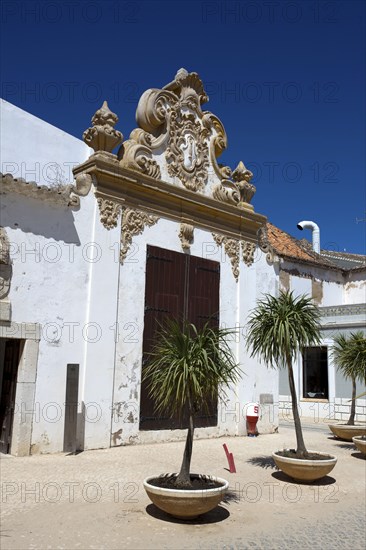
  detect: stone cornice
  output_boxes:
[73,153,266,243]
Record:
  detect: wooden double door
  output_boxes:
[140,245,220,430]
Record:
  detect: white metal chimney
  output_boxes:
[297,221,320,254]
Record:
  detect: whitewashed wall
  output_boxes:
[1,100,278,455]
[276,259,366,422]
[1,100,96,453]
[111,223,279,448]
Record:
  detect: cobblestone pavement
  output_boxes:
[1,420,365,549]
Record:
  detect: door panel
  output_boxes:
[140,246,185,430]
[140,246,220,431]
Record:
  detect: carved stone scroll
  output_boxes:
[120,208,159,263]
[257,224,276,265]
[119,68,230,193]
[179,223,194,251]
[212,233,240,281]
[97,198,122,229]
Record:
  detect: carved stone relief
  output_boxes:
[166,108,210,191]
[242,241,256,267]
[83,101,123,153]
[0,227,12,321]
[118,68,233,192]
[179,223,194,251]
[212,233,240,281]
[120,208,159,264]
[118,129,161,179]
[212,234,258,279]
[232,161,256,209]
[257,224,276,265]
[97,198,122,229]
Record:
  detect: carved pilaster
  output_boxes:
[179,223,194,251]
[212,233,240,281]
[83,101,123,153]
[97,198,122,229]
[120,208,159,264]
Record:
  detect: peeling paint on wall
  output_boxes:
[312,279,323,305]
[279,270,289,290]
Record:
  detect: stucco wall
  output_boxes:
[277,260,366,422]
[1,100,95,454]
[1,99,91,185]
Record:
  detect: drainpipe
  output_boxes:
[297,221,320,254]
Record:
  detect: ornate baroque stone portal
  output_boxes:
[74,69,267,264]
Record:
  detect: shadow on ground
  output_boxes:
[333,443,355,450]
[351,452,366,460]
[145,504,230,524]
[246,455,277,469]
[271,471,337,485]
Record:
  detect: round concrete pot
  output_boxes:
[143,474,229,519]
[352,436,366,456]
[328,424,366,442]
[272,451,337,482]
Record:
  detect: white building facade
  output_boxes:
[1,70,279,456]
[256,223,366,424]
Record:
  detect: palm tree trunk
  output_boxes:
[176,411,194,488]
[347,377,356,425]
[287,358,308,457]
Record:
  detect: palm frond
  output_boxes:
[331,331,366,384]
[143,320,242,419]
[246,290,321,369]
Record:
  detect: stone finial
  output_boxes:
[232,161,256,207]
[83,101,123,153]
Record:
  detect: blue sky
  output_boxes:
[1,0,365,253]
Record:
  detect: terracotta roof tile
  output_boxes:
[266,222,328,265]
[264,222,356,270]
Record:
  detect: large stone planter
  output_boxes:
[143,474,229,519]
[328,424,366,442]
[352,436,366,456]
[272,451,337,482]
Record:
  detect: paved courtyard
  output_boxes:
[1,419,365,549]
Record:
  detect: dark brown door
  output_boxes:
[140,246,220,430]
[0,339,21,454]
[187,255,220,428]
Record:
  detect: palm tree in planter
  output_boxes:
[328,332,366,442]
[246,290,337,481]
[142,319,241,519]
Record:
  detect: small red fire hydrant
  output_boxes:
[245,402,260,437]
